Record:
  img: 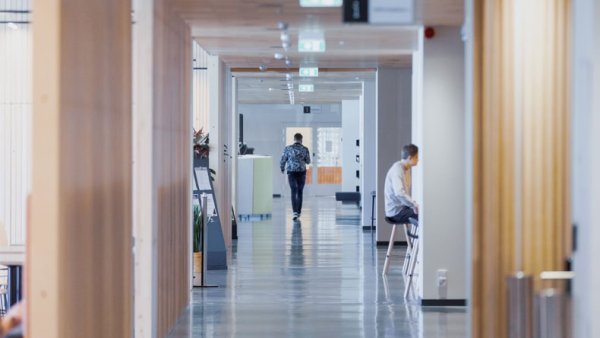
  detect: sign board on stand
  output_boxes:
[193,158,227,271]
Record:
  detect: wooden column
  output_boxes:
[154,2,192,334]
[133,0,192,336]
[29,1,132,337]
[471,0,571,337]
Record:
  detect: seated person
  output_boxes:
[384,144,419,224]
[0,301,23,337]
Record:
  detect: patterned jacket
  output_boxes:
[280,142,311,173]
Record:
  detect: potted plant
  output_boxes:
[193,128,210,159]
[193,204,203,285]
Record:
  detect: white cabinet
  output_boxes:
[237,155,273,215]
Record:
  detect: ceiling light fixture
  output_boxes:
[299,67,319,77]
[7,22,18,30]
[299,84,314,92]
[274,52,284,60]
[299,0,342,7]
[277,21,289,31]
[298,30,326,53]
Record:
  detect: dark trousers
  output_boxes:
[288,171,306,214]
[388,206,419,225]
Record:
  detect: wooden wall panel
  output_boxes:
[471,0,571,337]
[133,0,192,335]
[29,1,132,337]
[154,1,192,336]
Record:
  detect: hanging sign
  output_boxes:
[343,0,414,24]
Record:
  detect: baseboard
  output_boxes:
[376,241,407,246]
[421,299,467,307]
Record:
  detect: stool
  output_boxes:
[382,217,420,298]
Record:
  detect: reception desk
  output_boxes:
[237,155,273,215]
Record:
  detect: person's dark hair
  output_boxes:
[294,133,303,142]
[401,144,419,160]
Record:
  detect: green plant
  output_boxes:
[193,205,203,252]
[193,128,210,159]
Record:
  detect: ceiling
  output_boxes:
[235,69,375,104]
[172,0,463,104]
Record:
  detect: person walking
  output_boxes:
[280,133,311,221]
[384,144,419,224]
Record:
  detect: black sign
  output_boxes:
[343,0,368,23]
[303,106,311,114]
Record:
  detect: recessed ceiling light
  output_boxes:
[299,67,319,77]
[7,22,18,30]
[274,53,284,60]
[299,0,342,7]
[299,84,314,92]
[298,30,326,53]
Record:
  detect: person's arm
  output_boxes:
[304,147,311,165]
[390,168,417,209]
[280,148,287,173]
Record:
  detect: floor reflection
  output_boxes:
[168,197,467,338]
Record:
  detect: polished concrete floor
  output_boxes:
[168,197,467,338]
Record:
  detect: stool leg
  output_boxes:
[382,225,397,276]
[404,237,419,298]
[402,224,412,275]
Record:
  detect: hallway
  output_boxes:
[168,197,466,337]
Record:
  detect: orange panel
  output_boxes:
[317,167,342,184]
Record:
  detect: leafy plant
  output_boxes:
[193,128,210,159]
[193,205,203,252]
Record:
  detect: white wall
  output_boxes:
[413,27,467,300]
[192,41,209,132]
[361,80,377,226]
[376,68,412,243]
[239,103,342,197]
[341,100,360,192]
[208,55,233,249]
[572,0,600,336]
[0,19,31,246]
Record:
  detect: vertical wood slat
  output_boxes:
[29,0,132,337]
[154,1,191,335]
[472,0,571,336]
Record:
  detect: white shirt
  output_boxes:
[384,160,417,217]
